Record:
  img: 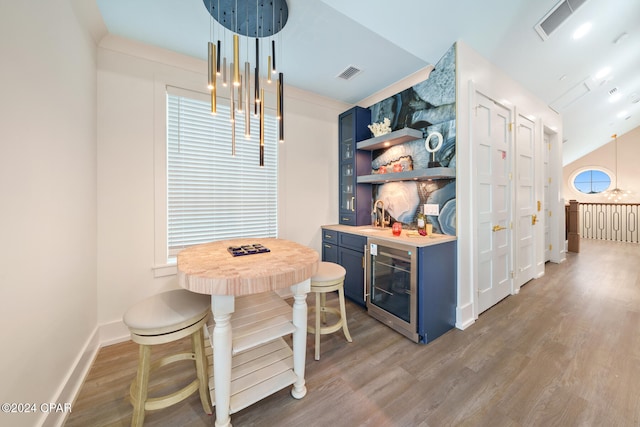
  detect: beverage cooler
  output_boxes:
[365,237,457,344]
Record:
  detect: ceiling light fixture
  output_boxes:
[204,0,288,164]
[594,67,611,80]
[604,133,632,202]
[572,22,592,40]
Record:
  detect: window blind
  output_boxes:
[167,92,278,255]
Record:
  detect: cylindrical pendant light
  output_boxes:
[208,42,217,114]
[260,87,265,166]
[272,39,277,73]
[216,40,221,75]
[233,35,240,87]
[222,56,227,87]
[231,65,236,156]
[245,61,251,138]
[237,73,243,113]
[254,38,260,106]
[278,72,284,143]
[208,42,215,90]
[230,62,235,123]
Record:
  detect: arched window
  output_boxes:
[572,168,611,195]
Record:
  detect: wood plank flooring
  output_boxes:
[65,239,640,426]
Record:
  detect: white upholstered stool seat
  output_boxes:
[307,261,352,360]
[123,289,212,426]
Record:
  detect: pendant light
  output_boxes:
[604,133,632,202]
[203,0,289,164]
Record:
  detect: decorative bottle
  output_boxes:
[417,206,427,236]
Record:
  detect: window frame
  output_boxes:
[153,79,280,277]
[569,166,613,196]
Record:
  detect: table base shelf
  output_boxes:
[206,291,301,414]
[206,338,297,414]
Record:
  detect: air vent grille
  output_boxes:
[535,0,587,40]
[337,66,362,80]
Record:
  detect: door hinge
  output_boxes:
[510,271,515,279]
[509,172,512,180]
[549,244,553,251]
[549,210,552,217]
[548,177,552,184]
[548,142,551,151]
[509,123,514,132]
[510,222,513,229]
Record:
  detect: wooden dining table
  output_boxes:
[177,237,319,427]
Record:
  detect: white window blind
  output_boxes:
[167,91,278,255]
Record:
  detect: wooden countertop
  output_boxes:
[177,238,319,296]
[322,224,457,247]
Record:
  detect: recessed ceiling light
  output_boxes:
[572,22,592,40]
[608,88,622,103]
[595,67,611,80]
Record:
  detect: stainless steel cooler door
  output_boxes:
[366,238,418,342]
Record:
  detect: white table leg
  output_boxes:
[290,278,310,399]
[211,295,235,427]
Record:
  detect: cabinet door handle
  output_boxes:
[324,244,332,249]
[363,244,370,302]
[351,197,355,212]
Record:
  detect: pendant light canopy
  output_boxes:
[204,0,288,164]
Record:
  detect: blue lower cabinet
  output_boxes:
[321,229,366,307]
[339,246,365,306]
[417,240,457,343]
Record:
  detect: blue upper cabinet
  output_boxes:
[338,106,372,225]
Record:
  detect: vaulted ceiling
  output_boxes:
[96,0,640,165]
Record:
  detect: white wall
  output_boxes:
[0,2,100,426]
[456,41,565,328]
[563,126,640,204]
[96,35,349,337]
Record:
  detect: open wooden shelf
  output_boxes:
[356,167,455,183]
[356,127,423,151]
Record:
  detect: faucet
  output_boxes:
[373,200,390,228]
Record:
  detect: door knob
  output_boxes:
[492,225,506,232]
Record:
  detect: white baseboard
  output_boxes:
[40,327,101,427]
[99,319,131,346]
[455,302,475,330]
[38,320,131,427]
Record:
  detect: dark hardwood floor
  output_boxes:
[65,239,640,426]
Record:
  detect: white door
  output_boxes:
[515,113,536,288]
[474,92,512,314]
[544,132,551,262]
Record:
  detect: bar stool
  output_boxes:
[307,261,352,360]
[123,289,213,426]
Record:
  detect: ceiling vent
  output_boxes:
[535,0,587,40]
[337,65,362,81]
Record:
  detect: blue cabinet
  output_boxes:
[338,107,371,225]
[321,228,366,307]
[417,240,457,343]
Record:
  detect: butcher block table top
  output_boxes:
[177,238,319,296]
